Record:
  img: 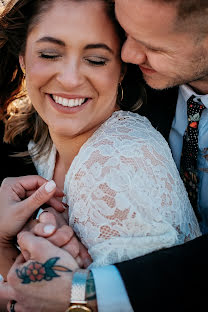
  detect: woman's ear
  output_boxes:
[19,55,26,75]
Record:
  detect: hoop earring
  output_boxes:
[119,83,124,102]
[22,69,26,79]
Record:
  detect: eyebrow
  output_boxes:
[36,36,65,46]
[84,44,114,54]
[36,37,114,53]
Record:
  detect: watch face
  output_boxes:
[67,305,92,312]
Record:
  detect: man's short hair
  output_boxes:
[153,0,208,34]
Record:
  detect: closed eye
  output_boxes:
[39,52,61,60]
[85,57,109,66]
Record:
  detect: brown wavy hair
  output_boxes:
[0,0,145,158]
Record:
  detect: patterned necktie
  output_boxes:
[180,95,205,220]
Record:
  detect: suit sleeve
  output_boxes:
[115,235,208,312]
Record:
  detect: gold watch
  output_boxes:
[65,269,92,312]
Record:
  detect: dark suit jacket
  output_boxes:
[1,87,207,312]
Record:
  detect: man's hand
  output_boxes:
[0,232,79,312]
[0,176,64,247]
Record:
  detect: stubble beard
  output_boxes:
[142,64,208,91]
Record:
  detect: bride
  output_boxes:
[0,0,200,269]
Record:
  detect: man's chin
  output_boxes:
[143,74,177,90]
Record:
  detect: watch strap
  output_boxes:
[70,269,89,305]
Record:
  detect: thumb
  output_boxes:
[32,212,57,238]
[17,180,57,218]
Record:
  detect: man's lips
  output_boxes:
[139,65,156,74]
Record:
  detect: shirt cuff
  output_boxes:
[91,265,134,312]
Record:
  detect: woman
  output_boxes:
[0,0,200,276]
[0,0,203,310]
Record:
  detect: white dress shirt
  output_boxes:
[91,265,134,312]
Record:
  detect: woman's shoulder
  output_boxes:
[96,110,169,148]
[76,110,172,168]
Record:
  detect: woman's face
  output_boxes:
[20,0,123,140]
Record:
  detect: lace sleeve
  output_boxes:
[65,111,201,267]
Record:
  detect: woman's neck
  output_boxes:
[51,133,88,191]
[49,129,95,185]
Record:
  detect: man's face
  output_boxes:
[115,0,208,93]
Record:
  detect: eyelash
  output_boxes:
[39,53,60,60]
[85,58,109,66]
[39,53,109,66]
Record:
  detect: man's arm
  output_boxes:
[115,235,208,311]
[88,234,208,312]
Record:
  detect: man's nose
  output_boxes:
[121,37,146,65]
[57,61,84,89]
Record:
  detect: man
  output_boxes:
[1,0,208,311]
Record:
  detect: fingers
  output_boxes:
[79,243,92,268]
[62,235,80,257]
[18,176,63,196]
[2,176,65,213]
[31,215,57,238]
[26,191,65,212]
[3,175,48,194]
[16,231,79,273]
[22,218,39,232]
[46,197,66,212]
[32,221,85,266]
[16,232,58,264]
[35,224,74,247]
[39,211,57,226]
[17,180,64,219]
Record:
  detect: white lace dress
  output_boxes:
[29,110,201,267]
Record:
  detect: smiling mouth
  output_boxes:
[51,95,88,107]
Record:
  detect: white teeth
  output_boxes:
[52,95,86,107]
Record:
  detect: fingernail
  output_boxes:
[44,224,56,234]
[0,274,4,283]
[45,180,56,193]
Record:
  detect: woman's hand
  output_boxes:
[0,176,64,247]
[26,209,92,268]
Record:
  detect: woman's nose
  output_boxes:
[56,61,84,89]
[121,36,147,65]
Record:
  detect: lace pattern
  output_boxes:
[29,110,201,267]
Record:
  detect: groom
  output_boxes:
[1,0,208,311]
